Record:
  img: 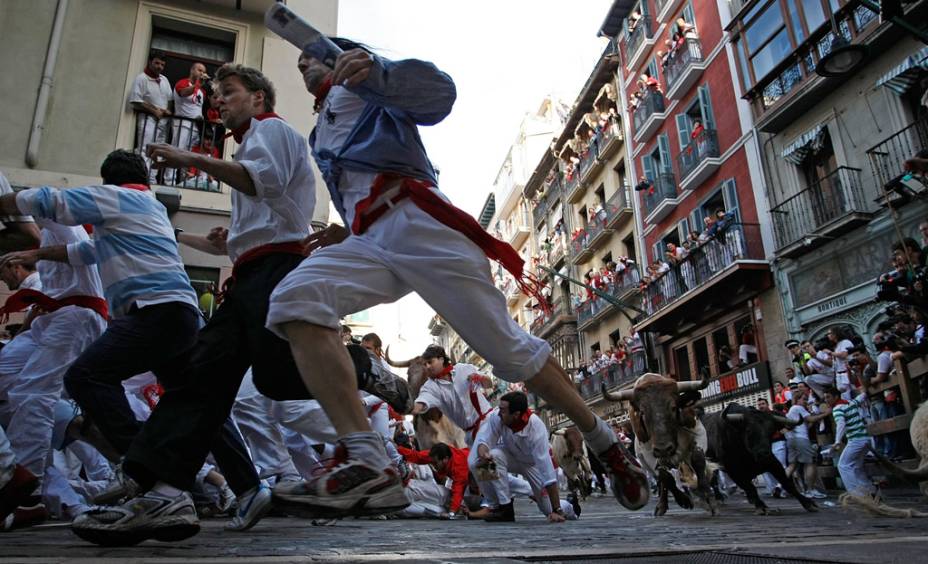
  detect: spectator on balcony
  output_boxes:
[628,8,642,33]
[640,73,662,95]
[188,135,221,191]
[628,90,643,112]
[718,345,737,372]
[129,51,172,184]
[674,18,697,47]
[203,81,225,149]
[739,325,759,366]
[172,62,209,149]
[634,174,654,194]
[689,118,706,154]
[658,41,672,70]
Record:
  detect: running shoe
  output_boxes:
[71,491,199,546]
[92,465,140,505]
[272,443,409,518]
[0,465,38,525]
[598,441,650,511]
[225,483,272,531]
[347,344,413,413]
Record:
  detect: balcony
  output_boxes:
[677,128,721,192]
[598,118,625,161]
[770,167,874,257]
[548,234,568,266]
[563,170,582,203]
[578,138,605,187]
[571,217,613,265]
[532,195,548,228]
[578,356,647,402]
[641,171,678,224]
[530,299,574,339]
[577,268,641,331]
[502,212,531,249]
[632,90,667,143]
[134,113,225,193]
[636,223,772,334]
[655,0,685,23]
[626,16,655,71]
[867,118,928,196]
[497,278,520,306]
[664,37,705,100]
[605,186,633,230]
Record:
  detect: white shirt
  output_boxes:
[20,271,41,292]
[785,404,811,440]
[172,78,205,119]
[415,363,492,438]
[36,219,104,300]
[806,351,832,375]
[229,117,316,263]
[129,72,172,111]
[833,339,853,373]
[474,409,557,487]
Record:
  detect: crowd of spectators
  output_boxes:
[637,208,742,314]
[573,331,647,394]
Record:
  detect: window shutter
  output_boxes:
[722,179,741,222]
[658,135,673,174]
[677,217,690,242]
[676,113,692,151]
[642,154,656,180]
[698,85,716,129]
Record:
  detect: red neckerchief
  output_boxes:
[313,75,334,114]
[507,409,533,433]
[143,67,161,83]
[228,112,283,144]
[120,183,150,192]
[429,364,454,381]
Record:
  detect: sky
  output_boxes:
[336,0,614,359]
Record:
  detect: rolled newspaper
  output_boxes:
[264,3,342,68]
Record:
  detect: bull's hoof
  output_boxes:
[654,503,668,517]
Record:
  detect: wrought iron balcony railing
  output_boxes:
[134,113,224,193]
[633,90,666,133]
[664,37,703,92]
[770,167,869,250]
[626,16,653,60]
[677,128,720,180]
[867,119,928,193]
[641,172,678,216]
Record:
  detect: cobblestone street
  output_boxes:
[3,491,928,563]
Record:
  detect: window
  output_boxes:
[693,337,711,379]
[674,346,692,381]
[623,234,637,263]
[615,162,628,189]
[675,86,715,150]
[744,2,784,53]
[801,0,827,32]
[682,2,697,31]
[712,327,731,375]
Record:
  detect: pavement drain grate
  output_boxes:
[532,552,837,564]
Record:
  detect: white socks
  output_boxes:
[151,481,184,498]
[582,416,617,454]
[341,431,392,469]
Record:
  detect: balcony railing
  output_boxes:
[134,113,225,193]
[577,352,648,401]
[664,37,703,93]
[626,16,653,61]
[532,195,548,227]
[641,172,678,217]
[770,167,870,250]
[633,90,666,134]
[576,267,641,327]
[531,299,572,336]
[604,185,631,227]
[598,118,623,155]
[867,118,928,193]
[640,223,764,316]
[677,128,720,181]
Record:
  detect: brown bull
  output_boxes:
[603,372,716,516]
[385,347,466,449]
[551,426,593,498]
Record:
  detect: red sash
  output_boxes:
[463,388,493,442]
[216,241,307,304]
[367,401,385,418]
[0,289,108,323]
[352,174,549,312]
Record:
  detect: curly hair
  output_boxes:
[100,149,148,186]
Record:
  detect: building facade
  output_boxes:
[603,0,780,411]
[726,0,928,361]
[0,0,334,310]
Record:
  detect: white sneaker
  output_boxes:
[217,483,236,514]
[92,466,140,505]
[225,484,272,531]
[272,444,409,519]
[807,489,828,499]
[72,491,199,546]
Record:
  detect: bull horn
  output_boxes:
[723,413,745,422]
[677,373,711,393]
[384,346,412,368]
[772,414,802,428]
[602,382,633,402]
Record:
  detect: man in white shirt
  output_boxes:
[411,345,493,446]
[128,51,172,184]
[785,392,828,499]
[468,391,578,522]
[828,328,855,401]
[169,62,209,184]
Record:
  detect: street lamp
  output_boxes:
[815,35,868,77]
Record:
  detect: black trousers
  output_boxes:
[124,253,315,493]
[64,301,258,495]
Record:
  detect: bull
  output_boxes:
[551,426,593,499]
[602,372,717,516]
[384,347,466,449]
[702,402,817,514]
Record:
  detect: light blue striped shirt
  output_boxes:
[17,185,199,317]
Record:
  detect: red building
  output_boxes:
[603,0,778,410]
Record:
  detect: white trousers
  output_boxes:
[232,369,301,481]
[469,447,576,519]
[168,118,201,184]
[763,440,788,494]
[0,307,106,481]
[135,114,168,184]
[267,201,551,382]
[838,438,874,496]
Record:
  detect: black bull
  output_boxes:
[702,403,817,514]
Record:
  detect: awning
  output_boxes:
[875,46,928,95]
[780,124,827,165]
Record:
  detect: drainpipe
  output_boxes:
[26,0,69,168]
